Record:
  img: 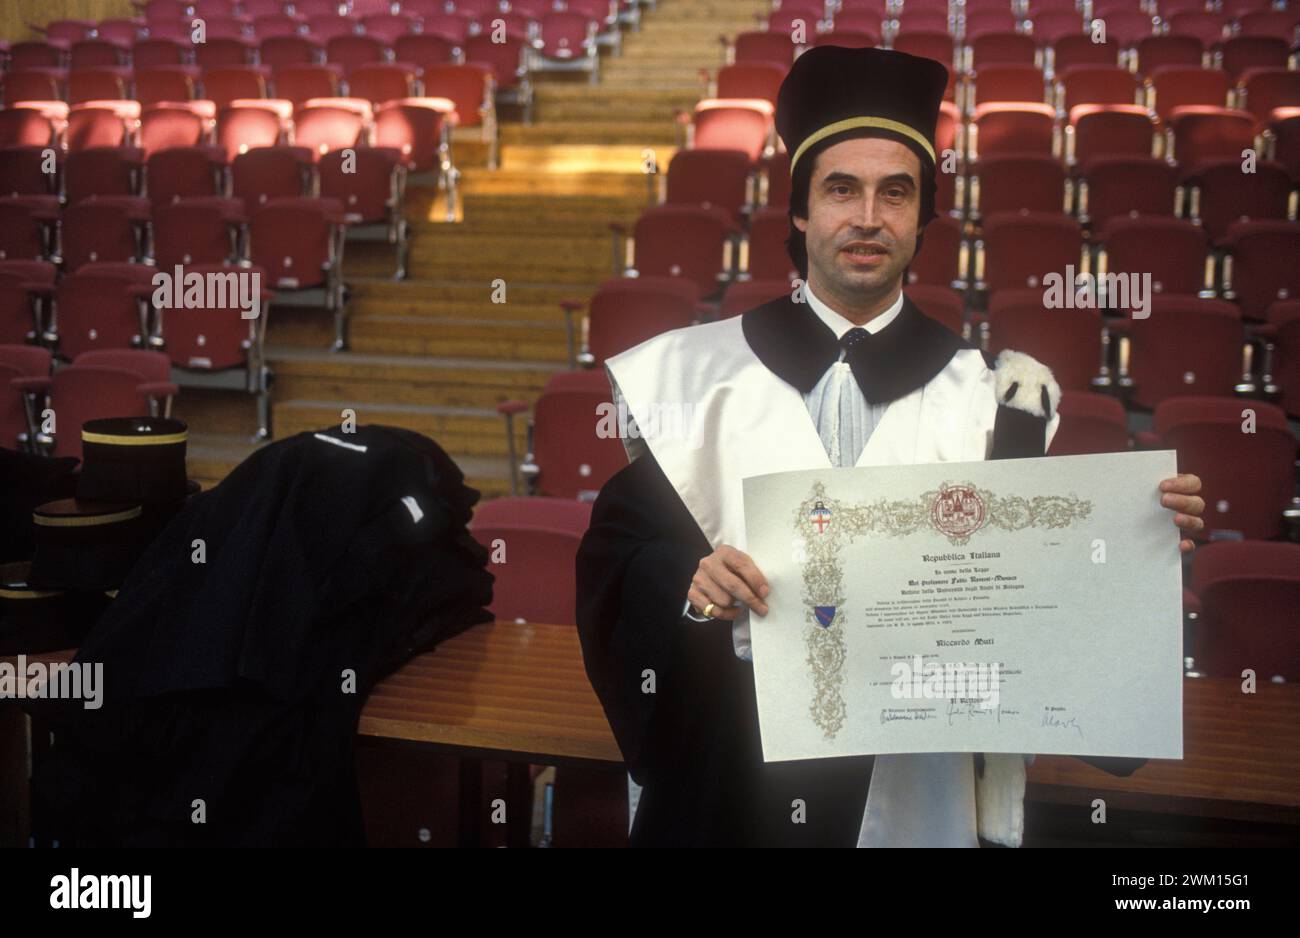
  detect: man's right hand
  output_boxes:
[687,545,770,620]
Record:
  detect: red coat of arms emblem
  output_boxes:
[930,484,986,539]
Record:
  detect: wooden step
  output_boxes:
[347,317,570,361]
[500,121,679,146]
[265,347,563,409]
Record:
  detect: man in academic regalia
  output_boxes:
[575,46,1205,847]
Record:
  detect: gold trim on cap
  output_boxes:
[33,505,143,527]
[791,116,937,174]
[81,429,188,446]
[0,586,61,599]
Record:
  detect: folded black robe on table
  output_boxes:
[27,425,494,846]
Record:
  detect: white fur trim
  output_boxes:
[975,753,1028,847]
[993,349,1061,420]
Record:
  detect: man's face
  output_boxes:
[792,136,922,303]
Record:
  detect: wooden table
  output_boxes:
[5,623,1298,845]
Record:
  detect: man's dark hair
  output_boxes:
[784,129,939,282]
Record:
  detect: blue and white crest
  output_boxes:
[808,500,832,535]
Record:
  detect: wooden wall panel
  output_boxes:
[1,1,139,42]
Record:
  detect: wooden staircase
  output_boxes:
[178,0,771,499]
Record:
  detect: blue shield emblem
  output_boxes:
[814,606,836,628]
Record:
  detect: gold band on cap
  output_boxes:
[791,116,937,174]
[0,586,60,599]
[82,429,188,446]
[34,506,143,527]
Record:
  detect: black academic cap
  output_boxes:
[775,45,950,177]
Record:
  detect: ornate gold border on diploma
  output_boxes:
[793,480,1093,739]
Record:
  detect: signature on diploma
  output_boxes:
[880,708,938,725]
[945,699,1007,725]
[1040,708,1085,737]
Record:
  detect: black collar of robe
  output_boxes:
[741,291,969,404]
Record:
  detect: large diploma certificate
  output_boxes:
[741,450,1183,762]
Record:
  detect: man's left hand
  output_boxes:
[1159,474,1205,553]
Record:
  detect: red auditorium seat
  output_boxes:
[1080,156,1180,230]
[983,288,1103,391]
[260,35,327,70]
[65,130,141,200]
[216,98,294,160]
[689,99,774,164]
[231,145,315,207]
[908,213,967,289]
[27,349,177,459]
[1166,107,1256,176]
[1133,34,1205,76]
[969,63,1048,111]
[1190,541,1300,682]
[1148,397,1294,540]
[146,144,226,205]
[1146,66,1231,121]
[394,33,460,74]
[139,103,212,156]
[731,32,799,69]
[133,66,200,105]
[204,65,271,109]
[1119,296,1245,409]
[293,98,372,157]
[51,262,156,357]
[743,206,797,281]
[715,63,788,106]
[1030,10,1088,49]
[1264,107,1300,180]
[968,32,1037,70]
[904,283,966,337]
[970,154,1067,219]
[1047,391,1130,455]
[1051,32,1120,75]
[813,29,879,51]
[326,35,387,73]
[0,266,50,344]
[969,102,1058,158]
[60,194,150,270]
[2,72,65,107]
[978,211,1083,296]
[248,196,349,345]
[0,146,58,197]
[362,13,420,44]
[195,36,259,72]
[1057,64,1140,112]
[664,149,753,226]
[318,145,410,276]
[1218,35,1289,83]
[1260,299,1300,417]
[1237,69,1300,126]
[152,197,246,269]
[274,64,343,106]
[414,10,471,45]
[254,13,306,41]
[1088,9,1156,48]
[621,204,737,299]
[504,369,626,500]
[1223,220,1300,322]
[1165,12,1231,47]
[578,277,699,368]
[1188,159,1293,245]
[66,100,140,150]
[1067,104,1159,168]
[0,196,59,261]
[69,38,128,71]
[347,64,418,106]
[0,106,64,148]
[131,37,188,69]
[720,277,793,318]
[469,499,592,624]
[373,98,457,175]
[1100,216,1210,300]
[0,344,53,449]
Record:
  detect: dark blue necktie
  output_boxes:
[840,327,871,356]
